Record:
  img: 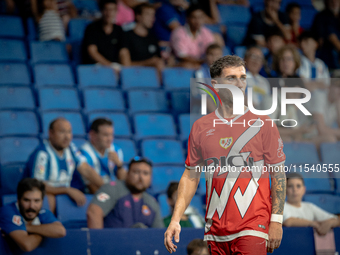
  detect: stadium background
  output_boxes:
[0,0,340,254]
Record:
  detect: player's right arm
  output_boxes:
[164,168,200,253]
[9,230,43,252]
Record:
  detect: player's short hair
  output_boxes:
[286,173,305,185]
[128,156,153,170]
[187,239,208,255]
[273,45,301,73]
[49,118,69,131]
[206,43,222,55]
[186,4,203,18]
[17,178,46,200]
[298,30,318,43]
[90,118,113,133]
[99,0,117,10]
[286,2,301,13]
[167,182,179,199]
[134,3,154,18]
[210,55,246,78]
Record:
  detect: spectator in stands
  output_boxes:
[81,0,128,71]
[244,0,291,47]
[80,118,126,193]
[35,0,66,41]
[312,0,340,69]
[273,45,301,79]
[120,3,164,74]
[190,0,221,24]
[298,31,330,88]
[163,182,205,228]
[244,46,271,110]
[186,239,209,255]
[0,178,66,252]
[286,2,303,45]
[195,43,223,79]
[262,30,286,77]
[170,5,217,69]
[283,173,339,235]
[26,118,104,213]
[87,157,164,228]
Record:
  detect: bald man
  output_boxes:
[26,118,104,212]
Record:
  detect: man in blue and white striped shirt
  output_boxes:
[80,118,126,193]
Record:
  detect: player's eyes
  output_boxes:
[240,77,246,81]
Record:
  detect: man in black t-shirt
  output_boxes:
[120,3,164,73]
[244,0,291,47]
[81,0,128,69]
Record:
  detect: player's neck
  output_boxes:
[93,143,106,156]
[217,104,247,118]
[288,200,302,207]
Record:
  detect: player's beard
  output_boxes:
[19,204,39,222]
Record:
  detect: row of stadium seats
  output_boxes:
[0,63,195,90]
[0,86,190,114]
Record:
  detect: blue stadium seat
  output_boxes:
[190,195,205,217]
[1,193,50,210]
[0,111,39,137]
[30,41,69,64]
[88,112,132,138]
[0,63,30,85]
[128,90,168,114]
[0,164,27,194]
[198,177,206,195]
[303,177,333,194]
[83,88,125,112]
[163,68,194,90]
[38,87,81,111]
[300,8,318,29]
[77,65,117,88]
[170,91,190,113]
[71,41,82,65]
[304,194,340,215]
[178,114,190,140]
[33,64,74,87]
[226,25,248,49]
[72,138,87,148]
[68,19,91,42]
[0,15,25,39]
[0,137,39,165]
[284,142,320,165]
[114,139,137,163]
[0,39,26,62]
[41,111,86,137]
[320,142,340,165]
[0,86,35,110]
[218,5,251,25]
[223,46,231,56]
[134,114,176,140]
[73,0,100,16]
[150,166,183,194]
[56,194,93,228]
[27,17,37,41]
[121,67,159,90]
[141,139,184,164]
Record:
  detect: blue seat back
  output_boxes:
[128,90,167,113]
[121,67,159,89]
[0,111,39,137]
[226,25,248,48]
[0,15,25,39]
[163,68,194,90]
[77,65,117,88]
[218,5,251,25]
[0,164,26,194]
[114,139,137,163]
[38,87,80,111]
[0,63,30,85]
[34,64,74,87]
[151,166,183,194]
[83,88,125,112]
[30,41,69,64]
[0,39,26,62]
[170,91,190,113]
[68,19,91,42]
[142,139,184,164]
[304,194,340,215]
[0,87,35,110]
[284,142,320,165]
[320,142,340,165]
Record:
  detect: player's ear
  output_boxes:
[211,79,219,92]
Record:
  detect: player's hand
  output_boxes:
[315,221,332,236]
[267,222,283,253]
[164,221,181,253]
[67,188,86,206]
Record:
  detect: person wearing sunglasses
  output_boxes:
[86,157,164,229]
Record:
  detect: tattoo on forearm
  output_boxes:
[271,166,286,215]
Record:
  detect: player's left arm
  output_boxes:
[77,162,104,188]
[25,222,66,238]
[268,164,286,253]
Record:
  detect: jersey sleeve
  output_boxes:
[262,118,286,166]
[70,143,87,168]
[80,149,94,167]
[185,121,203,169]
[38,209,58,224]
[90,183,120,217]
[0,209,26,235]
[30,150,49,181]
